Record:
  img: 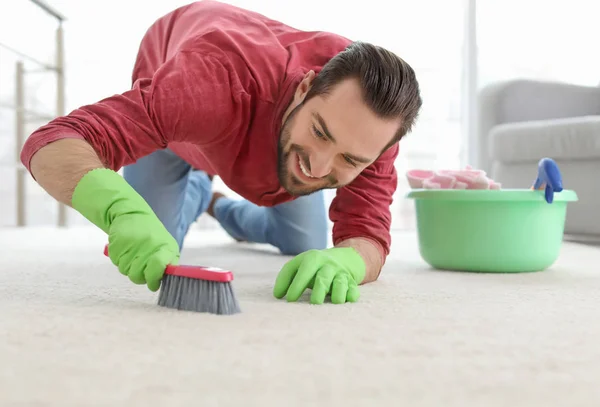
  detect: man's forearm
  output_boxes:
[28,138,105,206]
[336,237,383,284]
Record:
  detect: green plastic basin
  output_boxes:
[405,189,578,273]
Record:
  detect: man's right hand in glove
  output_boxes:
[28,139,178,291]
[70,167,180,291]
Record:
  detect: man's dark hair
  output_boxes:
[305,41,422,150]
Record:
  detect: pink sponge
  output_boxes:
[406,165,501,190]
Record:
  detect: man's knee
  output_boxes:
[121,150,192,248]
[275,223,328,255]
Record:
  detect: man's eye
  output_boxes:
[312,125,325,139]
[343,156,357,167]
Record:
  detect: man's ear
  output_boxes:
[294,70,316,103]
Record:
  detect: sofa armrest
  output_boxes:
[489,115,600,163]
[480,79,600,125]
[476,79,600,173]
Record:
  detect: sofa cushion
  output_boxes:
[489,115,600,162]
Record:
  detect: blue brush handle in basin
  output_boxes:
[532,158,563,203]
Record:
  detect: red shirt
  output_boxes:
[20,0,399,261]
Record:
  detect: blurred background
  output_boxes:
[1,0,599,236]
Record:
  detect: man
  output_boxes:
[20,0,422,305]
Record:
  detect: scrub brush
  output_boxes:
[103,245,241,315]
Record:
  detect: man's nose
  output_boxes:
[309,153,334,178]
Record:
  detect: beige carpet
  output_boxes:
[1,225,600,407]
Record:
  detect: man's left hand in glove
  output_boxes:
[272,247,367,304]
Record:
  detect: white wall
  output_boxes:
[1,0,599,228]
[477,0,600,87]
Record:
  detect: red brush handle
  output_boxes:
[103,244,233,283]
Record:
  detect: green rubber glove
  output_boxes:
[273,247,366,304]
[71,168,180,291]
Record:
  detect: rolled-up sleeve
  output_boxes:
[329,143,399,262]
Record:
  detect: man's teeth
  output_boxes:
[298,157,314,178]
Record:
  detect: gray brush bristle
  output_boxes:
[157,275,241,315]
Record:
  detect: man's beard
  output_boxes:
[276,104,338,196]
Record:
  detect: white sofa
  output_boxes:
[477,79,600,241]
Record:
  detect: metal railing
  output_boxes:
[0,0,67,227]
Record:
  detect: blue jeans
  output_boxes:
[122,148,328,254]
